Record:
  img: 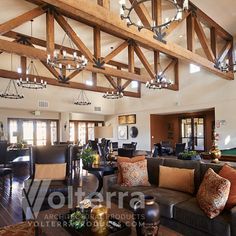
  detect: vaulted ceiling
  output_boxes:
[0,0,234,99]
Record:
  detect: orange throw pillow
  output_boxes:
[159,165,195,194]
[117,156,145,184]
[197,168,230,219]
[219,164,236,209]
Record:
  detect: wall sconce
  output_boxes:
[64,122,67,131]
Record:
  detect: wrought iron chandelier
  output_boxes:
[0,54,24,99]
[0,80,24,99]
[47,19,88,72]
[146,63,173,89]
[120,0,188,43]
[17,20,47,90]
[103,86,124,99]
[215,59,236,73]
[74,90,91,105]
[17,60,47,89]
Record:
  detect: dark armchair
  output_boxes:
[22,145,72,220]
[0,141,13,189]
[175,143,186,156]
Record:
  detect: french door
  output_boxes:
[181,117,205,151]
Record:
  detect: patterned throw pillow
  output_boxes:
[197,168,230,219]
[117,156,146,184]
[119,159,151,187]
[219,164,236,209]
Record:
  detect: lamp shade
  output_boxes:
[94,126,113,139]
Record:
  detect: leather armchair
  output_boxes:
[22,145,72,220]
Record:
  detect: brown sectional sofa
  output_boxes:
[105,158,236,236]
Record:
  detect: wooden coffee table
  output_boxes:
[37,202,182,236]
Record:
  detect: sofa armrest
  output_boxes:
[103,174,118,200]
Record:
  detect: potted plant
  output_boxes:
[178,150,201,161]
[80,147,95,168]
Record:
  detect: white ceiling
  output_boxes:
[191,0,236,36]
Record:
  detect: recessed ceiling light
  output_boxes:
[179,35,183,38]
[110,46,114,50]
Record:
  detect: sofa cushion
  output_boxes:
[117,156,145,184]
[159,165,195,194]
[200,163,223,182]
[119,160,151,187]
[174,198,231,236]
[163,158,201,193]
[147,158,164,185]
[197,168,230,219]
[144,187,192,219]
[35,163,66,180]
[219,164,236,209]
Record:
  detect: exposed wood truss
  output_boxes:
[0,0,234,100]
[33,0,233,80]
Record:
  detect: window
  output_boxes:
[78,122,86,145]
[50,121,58,145]
[87,123,95,141]
[36,121,47,146]
[181,117,205,151]
[190,64,200,74]
[8,119,58,145]
[69,122,75,142]
[131,81,139,89]
[69,120,104,144]
[9,120,18,144]
[23,121,34,145]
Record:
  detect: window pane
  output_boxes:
[9,120,18,144]
[69,122,75,142]
[23,121,34,145]
[50,121,57,145]
[78,122,86,145]
[87,123,95,141]
[36,121,47,146]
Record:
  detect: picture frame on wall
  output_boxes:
[118,114,136,125]
[118,125,128,140]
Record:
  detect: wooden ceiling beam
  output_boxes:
[121,80,132,90]
[104,75,117,89]
[218,41,232,63]
[102,41,128,65]
[97,0,110,9]
[94,27,101,60]
[186,13,195,52]
[0,38,149,83]
[46,8,55,56]
[38,0,233,80]
[129,0,152,28]
[189,1,232,41]
[152,0,162,26]
[194,18,215,62]
[134,44,155,78]
[66,68,82,81]
[54,12,94,62]
[154,50,160,74]
[0,5,46,35]
[4,31,139,72]
[165,12,190,37]
[128,43,135,73]
[0,69,140,98]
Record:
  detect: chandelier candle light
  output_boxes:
[103,86,124,99]
[47,20,88,73]
[215,57,236,73]
[120,0,188,43]
[0,54,24,99]
[74,90,91,105]
[146,62,173,89]
[17,60,47,89]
